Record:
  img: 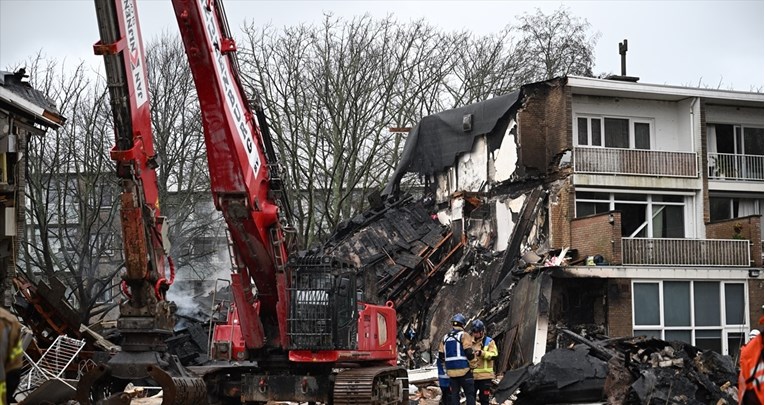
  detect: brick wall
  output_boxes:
[517,78,571,175]
[706,215,763,267]
[550,181,574,249]
[570,211,622,265]
[607,278,633,337]
[749,278,764,328]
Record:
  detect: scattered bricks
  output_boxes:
[659,359,673,368]
[650,352,662,367]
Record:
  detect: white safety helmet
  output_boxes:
[749,329,761,338]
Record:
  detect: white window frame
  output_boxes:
[631,280,750,356]
[575,115,654,150]
[574,189,694,238]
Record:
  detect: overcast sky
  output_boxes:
[0,0,763,92]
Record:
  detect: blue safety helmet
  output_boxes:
[470,319,485,333]
[451,313,467,326]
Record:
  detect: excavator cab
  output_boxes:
[288,255,358,350]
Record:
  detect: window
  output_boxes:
[577,117,602,146]
[708,124,764,180]
[92,280,114,303]
[710,124,764,156]
[709,195,762,222]
[632,280,748,355]
[604,118,629,148]
[90,233,114,257]
[576,116,652,149]
[575,191,688,238]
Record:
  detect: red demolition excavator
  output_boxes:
[78,0,408,403]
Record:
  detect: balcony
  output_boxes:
[574,147,698,178]
[622,238,751,266]
[707,153,763,181]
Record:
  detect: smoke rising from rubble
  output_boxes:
[167,263,232,320]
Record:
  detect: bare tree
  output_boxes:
[145,33,227,280]
[240,16,460,246]
[20,56,122,322]
[513,6,600,80]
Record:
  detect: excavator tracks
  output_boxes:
[333,366,409,405]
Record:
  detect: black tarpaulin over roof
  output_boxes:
[0,69,65,128]
[384,90,521,195]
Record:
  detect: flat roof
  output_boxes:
[567,76,763,107]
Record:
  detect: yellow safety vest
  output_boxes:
[470,335,498,381]
[0,308,23,405]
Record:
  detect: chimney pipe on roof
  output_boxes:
[619,39,628,76]
[606,39,639,83]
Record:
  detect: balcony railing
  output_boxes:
[574,147,698,177]
[707,153,764,181]
[622,238,751,266]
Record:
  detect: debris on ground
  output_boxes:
[495,330,738,404]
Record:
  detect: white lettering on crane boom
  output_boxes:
[122,0,147,108]
[199,0,262,177]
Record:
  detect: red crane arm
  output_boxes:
[171,0,290,350]
[93,0,169,292]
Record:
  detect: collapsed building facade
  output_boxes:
[353,75,764,374]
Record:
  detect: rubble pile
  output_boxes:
[496,334,738,405]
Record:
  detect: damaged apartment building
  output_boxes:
[0,69,64,305]
[376,74,763,370]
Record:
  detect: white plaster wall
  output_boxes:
[494,195,525,252]
[706,105,764,126]
[675,98,696,152]
[451,197,464,221]
[489,120,519,183]
[435,172,451,203]
[456,137,488,192]
[572,95,690,152]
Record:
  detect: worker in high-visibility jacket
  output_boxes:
[438,313,475,405]
[469,319,498,405]
[739,316,764,405]
[0,307,23,405]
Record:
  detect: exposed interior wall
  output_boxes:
[517,79,570,175]
[456,136,488,192]
[489,119,519,183]
[549,277,608,349]
[494,195,525,252]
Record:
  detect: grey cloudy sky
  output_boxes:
[0,0,763,91]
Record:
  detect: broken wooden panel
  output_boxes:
[500,270,553,372]
[324,194,460,313]
[12,276,84,348]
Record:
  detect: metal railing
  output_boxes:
[707,153,764,181]
[574,147,698,177]
[622,238,751,266]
